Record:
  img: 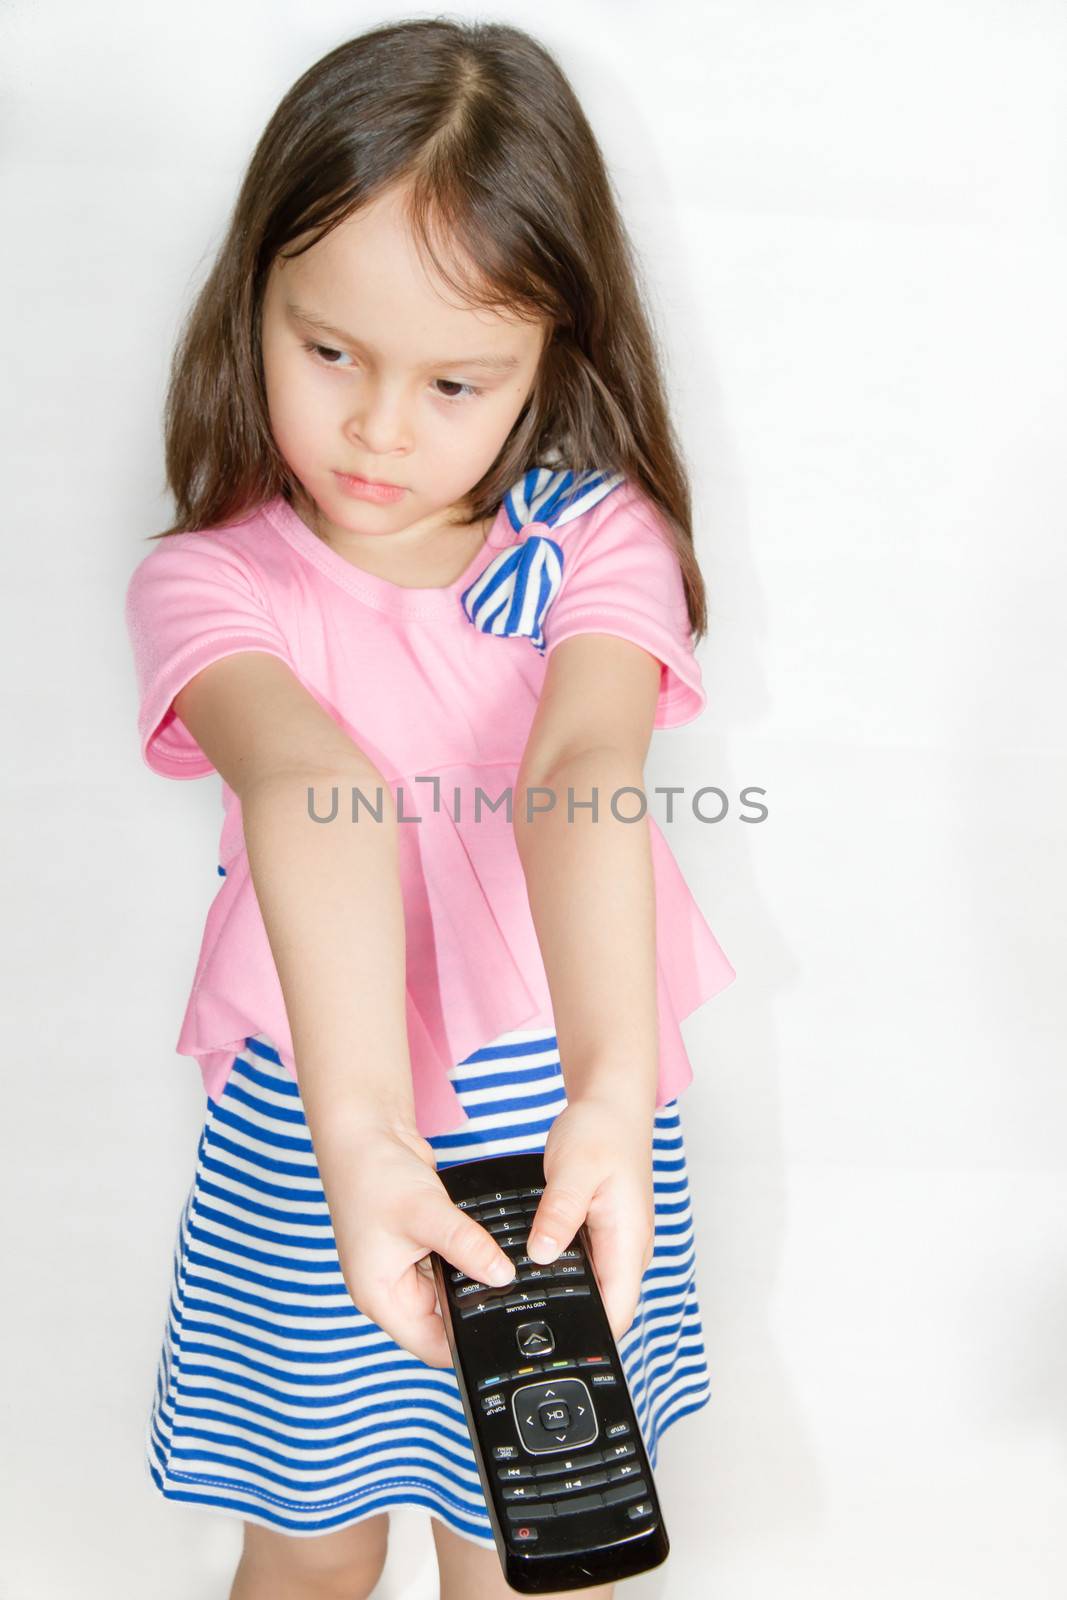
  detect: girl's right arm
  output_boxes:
[171,649,518,1364]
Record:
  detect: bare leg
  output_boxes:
[431,1513,614,1599]
[229,1513,389,1600]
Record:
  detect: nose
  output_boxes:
[344,379,413,457]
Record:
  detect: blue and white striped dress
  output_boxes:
[145,1027,712,1545]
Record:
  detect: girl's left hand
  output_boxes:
[525,1096,656,1343]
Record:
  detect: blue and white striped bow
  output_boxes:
[460,467,624,653]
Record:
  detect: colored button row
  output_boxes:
[479,1353,612,1392]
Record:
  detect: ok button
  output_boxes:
[539,1401,571,1430]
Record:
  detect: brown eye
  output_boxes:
[433,378,481,402]
[303,341,353,369]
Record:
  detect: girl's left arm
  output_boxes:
[515,631,662,1114]
[513,629,665,1337]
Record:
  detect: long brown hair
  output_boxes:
[150,18,708,639]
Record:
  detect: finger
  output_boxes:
[401,1187,516,1290]
[436,1198,519,1288]
[392,1203,518,1367]
[344,1195,517,1370]
[591,1261,641,1342]
[527,1179,590,1264]
[372,1200,518,1365]
[584,1218,652,1341]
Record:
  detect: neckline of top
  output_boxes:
[259,492,519,618]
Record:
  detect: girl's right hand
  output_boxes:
[316,1120,519,1368]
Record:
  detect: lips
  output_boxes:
[334,471,407,505]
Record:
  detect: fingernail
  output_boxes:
[529,1233,559,1262]
[487,1259,516,1286]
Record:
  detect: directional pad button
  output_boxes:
[512,1378,598,1455]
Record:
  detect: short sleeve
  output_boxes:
[540,483,706,729]
[124,531,298,779]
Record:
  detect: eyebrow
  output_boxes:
[286,301,523,374]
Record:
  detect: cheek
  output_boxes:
[475,386,532,449]
[265,354,323,439]
[435,409,504,466]
[261,343,289,420]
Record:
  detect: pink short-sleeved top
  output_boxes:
[124,467,737,1135]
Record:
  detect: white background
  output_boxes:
[2,0,1065,1594]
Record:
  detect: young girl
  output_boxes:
[125,19,735,1599]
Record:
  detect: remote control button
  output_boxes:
[605,1460,642,1484]
[601,1478,649,1506]
[507,1502,556,1521]
[517,1186,544,1200]
[603,1441,636,1462]
[538,1399,571,1430]
[501,1483,543,1502]
[550,1491,605,1516]
[552,1469,609,1495]
[577,1355,609,1367]
[453,1281,492,1300]
[493,1445,518,1461]
[457,1277,523,1316]
[626,1501,655,1522]
[605,1421,631,1438]
[510,1524,540,1543]
[516,1321,554,1358]
[516,1267,557,1289]
[515,1260,553,1278]
[476,1201,526,1221]
[512,1378,598,1453]
[497,1464,536,1481]
[534,1449,603,1476]
[504,1290,551,1310]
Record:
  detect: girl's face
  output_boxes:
[260,185,549,551]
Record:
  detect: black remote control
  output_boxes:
[429,1151,670,1593]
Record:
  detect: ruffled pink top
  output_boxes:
[124,469,736,1135]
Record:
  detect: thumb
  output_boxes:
[527,1177,589,1264]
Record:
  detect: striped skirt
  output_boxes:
[145,1027,712,1545]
